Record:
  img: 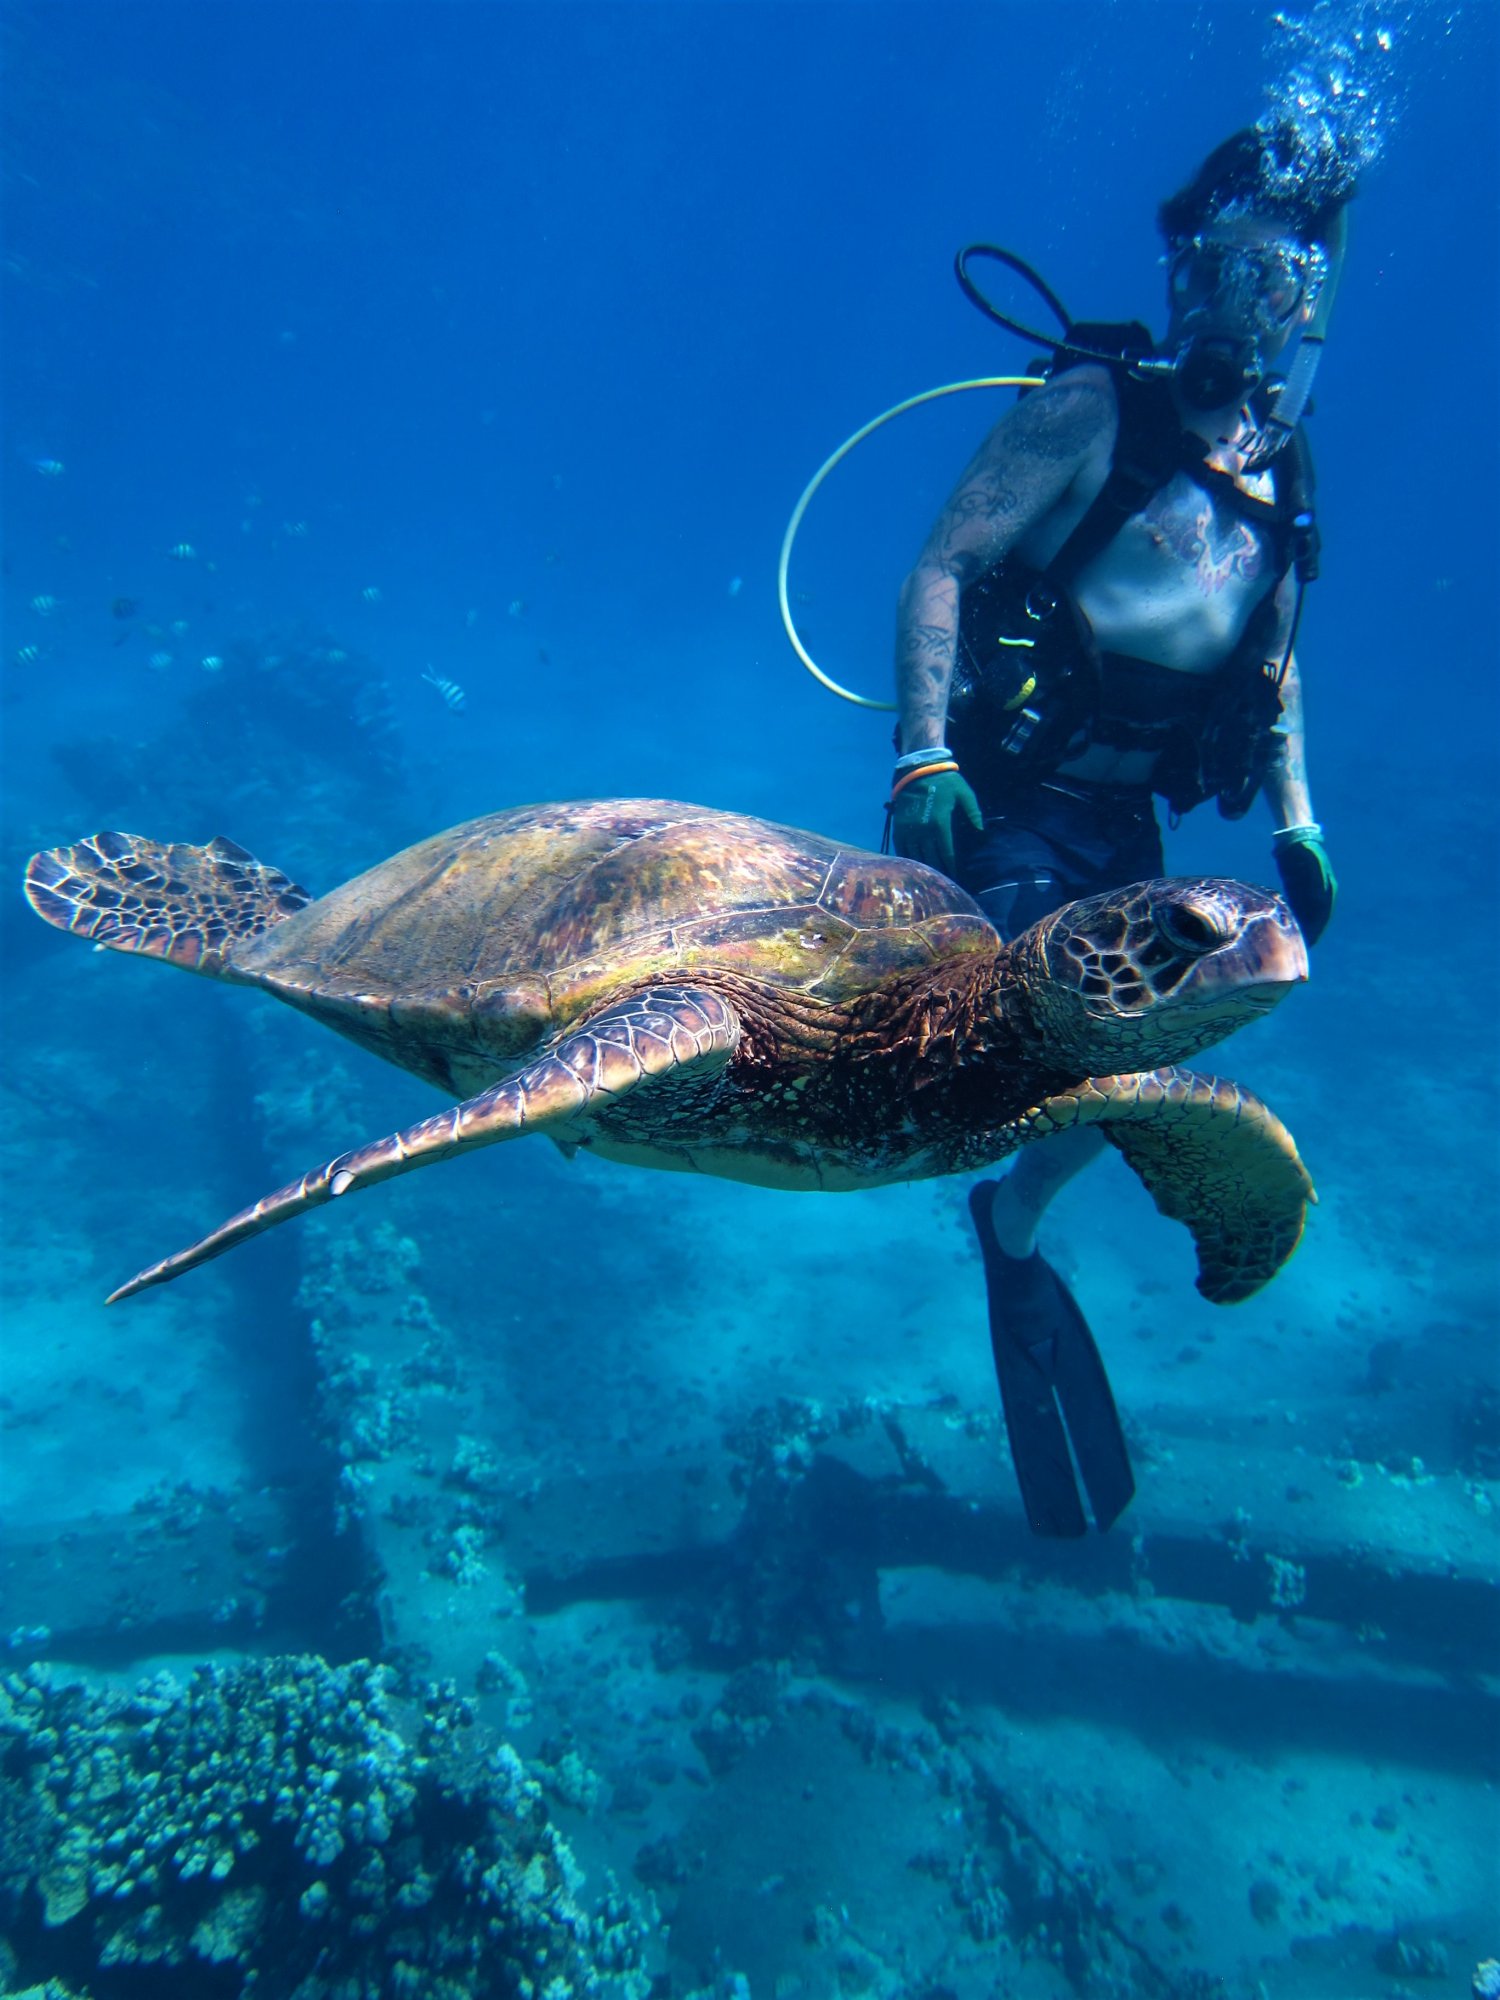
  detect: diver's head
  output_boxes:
[1158,123,1355,415]
[1164,217,1325,409]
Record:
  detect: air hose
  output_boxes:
[778,375,1043,711]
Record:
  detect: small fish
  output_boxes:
[14,644,42,666]
[508,599,526,618]
[464,608,478,630]
[421,666,466,711]
[282,520,309,537]
[200,655,224,673]
[148,650,174,670]
[30,457,65,477]
[360,585,383,603]
[29,594,58,615]
[168,543,197,561]
[728,576,743,597]
[112,596,139,620]
[170,619,189,636]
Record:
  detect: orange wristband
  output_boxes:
[887,760,959,803]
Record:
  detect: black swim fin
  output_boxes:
[968,1180,1135,1536]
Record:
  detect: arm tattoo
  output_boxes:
[894,376,1111,750]
[909,621,952,664]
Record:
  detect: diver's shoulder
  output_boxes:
[1008,363,1117,456]
[1038,359,1118,408]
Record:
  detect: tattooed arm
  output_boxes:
[1261,575,1313,831]
[1263,649,1313,829]
[895,369,1115,754]
[1261,572,1338,944]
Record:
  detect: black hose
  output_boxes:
[954,241,1159,373]
[954,243,1072,345]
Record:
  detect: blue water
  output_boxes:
[3,5,1497,1997]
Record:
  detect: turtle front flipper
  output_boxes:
[106,986,740,1302]
[1003,1068,1316,1304]
[25,832,312,976]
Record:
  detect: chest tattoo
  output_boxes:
[1141,477,1265,597]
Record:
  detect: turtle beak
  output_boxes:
[1247,904,1309,989]
[1189,904,1309,1010]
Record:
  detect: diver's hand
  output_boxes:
[1273,825,1337,946]
[891,767,983,876]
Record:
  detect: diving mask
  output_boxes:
[1167,234,1325,339]
[1159,231,1326,413]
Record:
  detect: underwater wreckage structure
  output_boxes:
[8,693,1496,1996]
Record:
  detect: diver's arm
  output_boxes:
[1261,582,1337,942]
[895,372,1114,754]
[1261,568,1314,827]
[1262,647,1313,830]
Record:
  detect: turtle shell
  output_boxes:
[231,800,996,1093]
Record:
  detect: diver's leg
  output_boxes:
[970,1178,1134,1535]
[973,787,1164,1257]
[972,1133,1134,1535]
[959,807,1144,1532]
[987,1123,1108,1256]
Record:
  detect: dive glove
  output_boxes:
[891,764,983,875]
[1273,824,1337,946]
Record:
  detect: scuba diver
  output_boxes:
[889,124,1353,1535]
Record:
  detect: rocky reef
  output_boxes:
[45,631,411,895]
[0,1654,655,1999]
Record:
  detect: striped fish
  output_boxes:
[420,666,466,711]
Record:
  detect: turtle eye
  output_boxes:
[1155,901,1225,956]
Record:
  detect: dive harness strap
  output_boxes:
[1030,325,1187,604]
[1034,325,1320,600]
[949,339,1319,812]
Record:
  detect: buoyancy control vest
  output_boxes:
[946,321,1319,821]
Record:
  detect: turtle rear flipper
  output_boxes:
[106,984,740,1301]
[1006,1067,1315,1304]
[25,833,312,977]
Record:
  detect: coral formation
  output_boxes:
[0,1654,655,1999]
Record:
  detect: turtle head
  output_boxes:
[1011,877,1307,1072]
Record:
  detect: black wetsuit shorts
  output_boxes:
[954,779,1165,942]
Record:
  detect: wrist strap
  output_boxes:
[1272,821,1322,847]
[894,744,953,771]
[888,761,959,803]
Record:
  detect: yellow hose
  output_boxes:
[778,376,1045,711]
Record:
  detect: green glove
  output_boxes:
[1273,825,1337,946]
[890,766,983,875]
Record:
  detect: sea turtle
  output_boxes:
[26,798,1312,1320]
